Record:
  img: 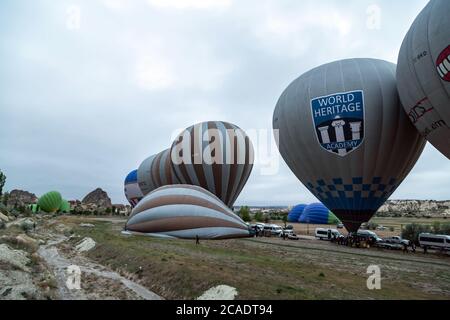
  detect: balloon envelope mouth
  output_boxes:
[330,209,375,233]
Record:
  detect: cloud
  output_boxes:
[0,0,447,206]
[136,54,175,90]
[146,0,232,10]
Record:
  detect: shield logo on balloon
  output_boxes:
[310,90,365,157]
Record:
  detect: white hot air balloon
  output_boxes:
[397,0,450,159]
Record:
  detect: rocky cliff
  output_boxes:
[6,190,38,207]
[377,200,450,217]
[82,188,112,209]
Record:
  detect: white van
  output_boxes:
[418,233,450,251]
[315,228,340,240]
[263,224,283,236]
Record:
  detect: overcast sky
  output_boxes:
[1,0,449,206]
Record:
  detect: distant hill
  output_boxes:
[377,200,450,217]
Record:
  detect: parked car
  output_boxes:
[356,230,382,244]
[315,228,341,240]
[288,233,300,240]
[336,223,344,229]
[263,224,283,236]
[419,233,450,251]
[376,225,387,231]
[384,236,410,246]
[375,241,403,250]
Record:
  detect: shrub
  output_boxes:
[401,223,431,244]
[238,206,251,222]
[254,212,264,223]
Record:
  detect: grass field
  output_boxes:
[49,216,450,300]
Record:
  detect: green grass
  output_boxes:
[52,216,450,300]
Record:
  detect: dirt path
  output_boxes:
[38,236,162,300]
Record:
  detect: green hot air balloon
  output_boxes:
[59,199,71,213]
[37,191,63,213]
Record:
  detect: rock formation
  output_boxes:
[82,188,112,209]
[6,190,38,207]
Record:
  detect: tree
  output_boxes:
[254,212,264,223]
[238,206,251,222]
[0,170,6,197]
[2,192,9,206]
[282,214,288,228]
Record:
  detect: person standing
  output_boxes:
[196,235,200,245]
[402,242,408,253]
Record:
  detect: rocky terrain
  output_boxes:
[0,206,161,300]
[5,190,38,207]
[377,200,450,217]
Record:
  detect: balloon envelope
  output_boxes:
[38,191,63,213]
[170,121,254,207]
[124,169,144,207]
[125,185,250,239]
[397,0,450,159]
[59,199,71,213]
[287,204,307,222]
[137,149,180,197]
[298,203,340,225]
[273,58,425,232]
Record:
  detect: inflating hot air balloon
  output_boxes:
[37,191,63,213]
[59,199,71,213]
[273,58,426,233]
[137,149,180,196]
[287,204,307,222]
[170,121,254,207]
[125,185,250,239]
[397,0,450,159]
[298,203,340,225]
[124,169,144,207]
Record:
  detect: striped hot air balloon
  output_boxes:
[59,199,71,213]
[37,191,63,213]
[137,149,180,196]
[124,170,144,207]
[170,121,254,208]
[125,185,251,239]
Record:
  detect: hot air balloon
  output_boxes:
[124,169,144,207]
[170,121,254,207]
[137,149,180,196]
[37,191,63,213]
[298,203,340,225]
[273,58,426,233]
[397,0,450,159]
[59,199,71,213]
[287,204,307,222]
[125,185,250,239]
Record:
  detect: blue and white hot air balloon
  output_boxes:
[124,170,144,207]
